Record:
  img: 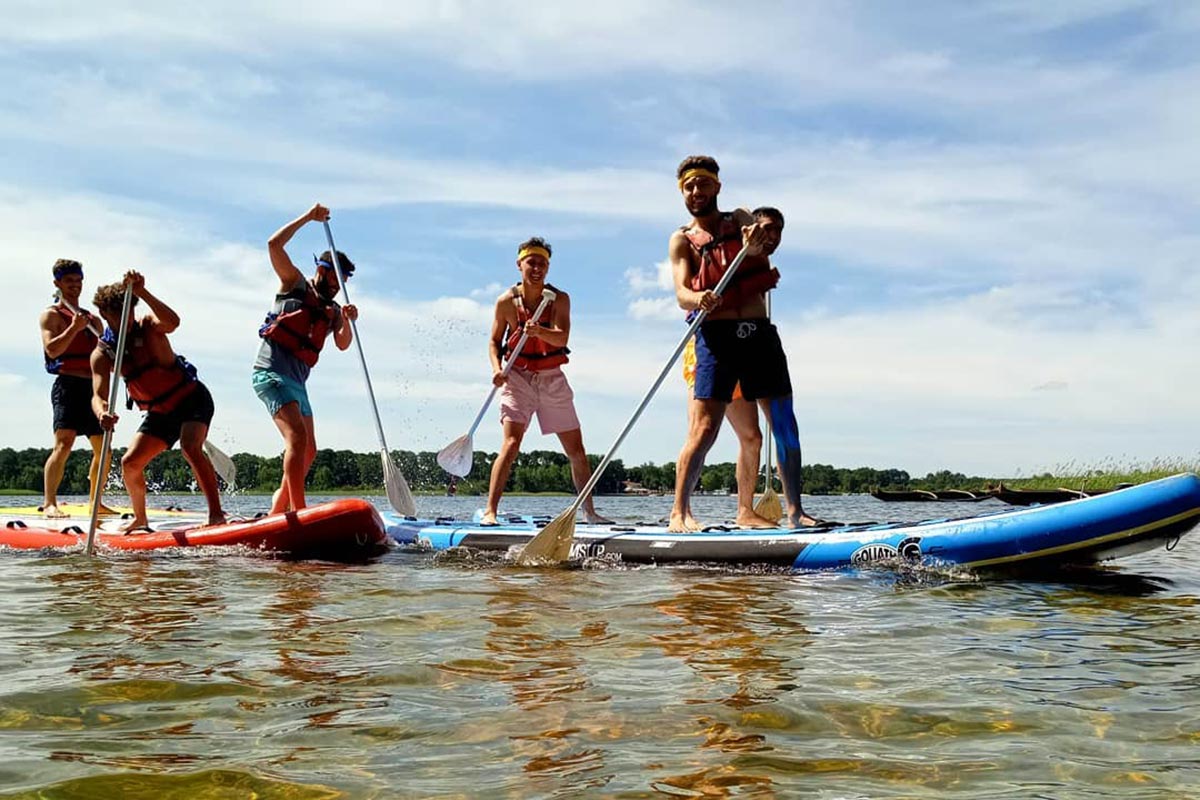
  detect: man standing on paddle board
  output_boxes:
[253,203,358,515]
[481,237,611,526]
[38,259,114,519]
[91,272,226,531]
[668,155,821,532]
[677,206,792,528]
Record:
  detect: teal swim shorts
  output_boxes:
[252,369,313,418]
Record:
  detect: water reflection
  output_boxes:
[436,572,616,794]
[649,575,813,796]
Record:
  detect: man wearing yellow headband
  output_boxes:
[668,155,823,531]
[481,236,611,526]
[38,259,113,518]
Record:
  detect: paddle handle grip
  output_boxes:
[463,291,555,439]
[55,293,104,338]
[566,245,753,515]
[86,284,135,555]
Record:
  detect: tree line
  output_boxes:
[0,446,992,496]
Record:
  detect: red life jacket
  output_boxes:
[43,304,97,375]
[503,283,569,371]
[258,282,338,368]
[682,212,779,307]
[102,323,198,413]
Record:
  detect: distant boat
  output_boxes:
[871,488,939,502]
[992,484,1092,506]
[872,488,993,502]
[937,489,993,501]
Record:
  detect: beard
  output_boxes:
[687,196,718,217]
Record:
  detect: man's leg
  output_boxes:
[119,432,169,531]
[724,399,776,528]
[85,434,117,515]
[42,428,77,517]
[760,395,821,527]
[179,421,226,526]
[482,421,526,525]
[669,397,726,532]
[556,428,613,524]
[270,402,313,514]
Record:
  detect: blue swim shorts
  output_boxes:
[252,369,313,418]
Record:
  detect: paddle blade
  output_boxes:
[436,435,474,478]
[203,441,237,488]
[382,450,417,516]
[754,486,784,525]
[516,508,577,565]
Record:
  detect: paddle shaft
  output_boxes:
[561,246,754,518]
[58,292,236,486]
[85,285,135,556]
[322,222,391,454]
[762,293,773,487]
[464,292,556,439]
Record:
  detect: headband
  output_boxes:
[53,263,83,280]
[313,254,334,270]
[517,246,551,262]
[677,168,719,189]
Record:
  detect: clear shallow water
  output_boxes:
[1,492,1198,798]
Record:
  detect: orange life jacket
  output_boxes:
[682,212,779,307]
[258,282,338,368]
[102,323,198,413]
[503,283,569,371]
[43,304,98,375]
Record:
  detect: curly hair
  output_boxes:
[676,155,720,180]
[93,282,139,315]
[751,206,785,226]
[317,250,355,278]
[517,236,552,258]
[52,259,83,279]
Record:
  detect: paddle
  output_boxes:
[518,242,756,565]
[322,221,417,516]
[55,291,237,489]
[437,288,556,478]
[753,293,783,523]
[86,284,134,556]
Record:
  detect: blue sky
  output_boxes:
[3,1,1197,477]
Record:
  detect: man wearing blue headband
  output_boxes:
[253,203,358,514]
[38,259,113,518]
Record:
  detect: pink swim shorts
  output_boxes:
[498,367,581,435]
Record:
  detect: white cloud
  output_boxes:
[624,259,673,296]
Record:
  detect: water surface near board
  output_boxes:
[1,492,1198,798]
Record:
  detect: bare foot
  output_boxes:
[790,513,829,528]
[479,511,499,527]
[203,513,228,528]
[584,512,614,525]
[118,519,153,534]
[96,504,119,516]
[42,504,69,519]
[668,512,702,533]
[735,510,781,529]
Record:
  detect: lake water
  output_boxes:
[1,491,1198,798]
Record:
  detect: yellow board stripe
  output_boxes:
[962,507,1200,568]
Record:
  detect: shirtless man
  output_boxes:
[38,259,113,518]
[91,271,226,530]
[668,155,820,531]
[678,206,790,527]
[481,237,610,526]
